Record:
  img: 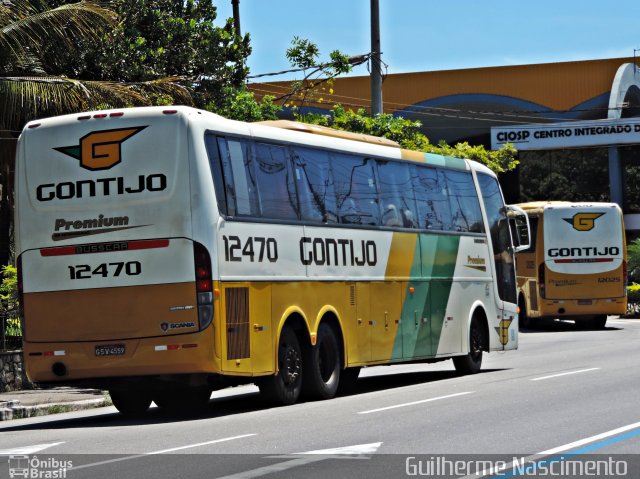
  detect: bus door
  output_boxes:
[355,283,371,363]
[370,282,402,362]
[401,280,431,359]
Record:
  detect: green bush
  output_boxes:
[628,239,640,284]
[626,283,640,316]
[1,264,22,336]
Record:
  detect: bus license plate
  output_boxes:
[577,300,593,305]
[95,344,126,356]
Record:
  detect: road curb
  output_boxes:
[0,397,109,421]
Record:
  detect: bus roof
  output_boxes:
[516,201,621,216]
[257,120,401,148]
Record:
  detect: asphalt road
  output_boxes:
[2,318,640,478]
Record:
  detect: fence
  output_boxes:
[1,309,22,352]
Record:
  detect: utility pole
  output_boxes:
[231,0,241,37]
[370,0,383,115]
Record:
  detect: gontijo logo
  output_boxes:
[562,212,604,231]
[54,126,147,171]
[38,125,166,202]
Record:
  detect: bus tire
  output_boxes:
[518,295,531,330]
[109,389,152,416]
[453,317,484,375]
[259,327,303,405]
[303,323,341,400]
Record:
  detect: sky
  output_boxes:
[214,0,640,80]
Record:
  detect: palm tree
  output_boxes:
[1,0,192,130]
[0,0,192,265]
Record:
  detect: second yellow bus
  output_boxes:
[516,201,627,329]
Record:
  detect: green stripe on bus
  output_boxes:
[424,153,467,170]
[393,234,460,360]
[429,235,461,355]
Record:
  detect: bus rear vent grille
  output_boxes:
[225,287,250,360]
[349,284,356,306]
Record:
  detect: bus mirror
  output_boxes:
[507,205,531,252]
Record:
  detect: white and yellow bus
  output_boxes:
[515,201,627,330]
[15,106,529,414]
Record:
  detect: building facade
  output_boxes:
[255,57,640,232]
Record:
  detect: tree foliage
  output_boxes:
[0,0,192,131]
[56,0,251,110]
[213,89,280,122]
[279,36,359,109]
[249,37,519,173]
[296,105,519,173]
[627,238,640,284]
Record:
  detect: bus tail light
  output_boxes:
[193,242,214,330]
[623,260,628,295]
[538,263,546,299]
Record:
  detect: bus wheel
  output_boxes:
[518,296,531,330]
[109,389,152,416]
[303,323,341,400]
[259,327,302,405]
[453,318,484,375]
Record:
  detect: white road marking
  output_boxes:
[0,442,64,455]
[538,420,640,454]
[69,433,256,472]
[530,367,600,381]
[459,420,640,479]
[215,442,383,479]
[299,442,382,455]
[357,391,473,415]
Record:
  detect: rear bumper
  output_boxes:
[24,329,218,383]
[535,298,626,318]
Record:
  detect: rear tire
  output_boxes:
[259,327,303,405]
[302,323,341,400]
[453,317,484,375]
[109,390,152,416]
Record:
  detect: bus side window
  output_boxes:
[291,146,338,224]
[477,173,517,304]
[527,216,538,252]
[412,165,452,231]
[204,134,229,216]
[253,142,299,221]
[443,170,485,233]
[332,154,381,226]
[376,160,418,228]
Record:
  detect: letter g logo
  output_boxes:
[55,126,147,171]
[563,212,604,231]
